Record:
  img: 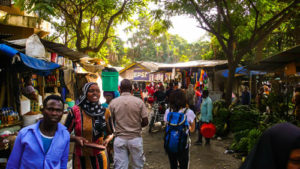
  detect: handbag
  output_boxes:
[200,123,216,138]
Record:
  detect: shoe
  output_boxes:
[195,141,202,145]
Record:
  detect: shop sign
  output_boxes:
[134,69,149,81]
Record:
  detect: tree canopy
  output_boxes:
[15,0,150,54]
[154,0,299,105]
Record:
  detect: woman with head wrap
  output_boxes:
[239,122,300,169]
[65,82,114,169]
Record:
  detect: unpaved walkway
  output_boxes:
[143,124,241,169]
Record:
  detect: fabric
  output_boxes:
[101,103,109,108]
[200,97,213,122]
[113,137,145,169]
[109,92,148,140]
[167,147,190,169]
[39,129,54,153]
[65,105,113,169]
[186,84,195,106]
[132,89,143,100]
[240,122,300,169]
[63,68,76,100]
[6,121,70,169]
[0,44,60,76]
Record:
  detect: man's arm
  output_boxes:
[6,132,24,169]
[60,136,70,169]
[141,101,149,127]
[141,117,149,127]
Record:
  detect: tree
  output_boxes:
[15,0,149,54]
[156,0,299,105]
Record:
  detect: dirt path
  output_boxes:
[142,124,241,169]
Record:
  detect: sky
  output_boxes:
[117,15,210,44]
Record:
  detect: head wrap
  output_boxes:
[78,82,106,136]
[240,122,300,169]
[103,91,115,98]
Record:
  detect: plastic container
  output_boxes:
[23,114,43,127]
[101,72,119,91]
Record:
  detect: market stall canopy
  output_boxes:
[247,45,300,72]
[158,60,228,69]
[6,38,88,62]
[0,44,60,75]
[119,61,160,74]
[221,67,266,77]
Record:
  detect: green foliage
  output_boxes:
[229,105,260,132]
[247,129,262,153]
[212,100,230,136]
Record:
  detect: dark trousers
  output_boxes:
[197,121,210,144]
[167,148,189,169]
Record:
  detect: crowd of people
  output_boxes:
[5,79,300,169]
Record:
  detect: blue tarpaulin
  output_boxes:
[0,44,60,75]
[222,67,266,77]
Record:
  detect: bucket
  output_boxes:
[66,101,75,108]
[101,72,119,91]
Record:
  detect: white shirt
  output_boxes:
[164,108,196,125]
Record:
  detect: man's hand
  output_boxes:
[103,134,114,147]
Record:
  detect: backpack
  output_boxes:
[164,109,189,153]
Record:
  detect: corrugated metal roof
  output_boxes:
[157,60,228,68]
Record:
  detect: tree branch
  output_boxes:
[189,0,228,53]
[94,0,129,52]
[248,0,259,32]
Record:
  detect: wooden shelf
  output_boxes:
[0,121,22,129]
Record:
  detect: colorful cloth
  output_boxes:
[65,105,113,169]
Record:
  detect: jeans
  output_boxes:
[114,137,145,169]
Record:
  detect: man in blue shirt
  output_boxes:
[6,95,70,169]
[195,90,213,145]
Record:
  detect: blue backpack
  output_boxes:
[164,109,189,153]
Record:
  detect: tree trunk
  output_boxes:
[225,61,237,106]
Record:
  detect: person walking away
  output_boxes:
[6,95,70,169]
[239,122,300,169]
[186,84,196,113]
[109,79,148,169]
[65,82,114,169]
[241,86,250,105]
[154,85,166,102]
[195,90,213,145]
[102,91,115,108]
[133,83,144,100]
[165,83,174,105]
[164,89,195,169]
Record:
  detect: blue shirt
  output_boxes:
[39,130,53,153]
[200,96,213,122]
[6,121,70,169]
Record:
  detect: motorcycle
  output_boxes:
[148,100,166,133]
